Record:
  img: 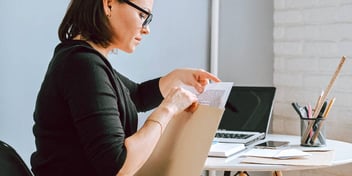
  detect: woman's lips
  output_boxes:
[135,37,142,43]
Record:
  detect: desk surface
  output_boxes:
[204,134,352,172]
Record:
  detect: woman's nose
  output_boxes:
[142,25,150,35]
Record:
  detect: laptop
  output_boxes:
[213,86,276,146]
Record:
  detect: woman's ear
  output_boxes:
[103,0,112,17]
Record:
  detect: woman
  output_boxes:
[30,0,220,175]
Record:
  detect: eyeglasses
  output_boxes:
[124,0,153,27]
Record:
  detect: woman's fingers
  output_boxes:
[193,70,221,93]
[161,87,198,114]
[185,102,199,113]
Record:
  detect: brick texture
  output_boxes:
[273,0,352,175]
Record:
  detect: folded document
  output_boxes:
[242,148,311,159]
[241,150,334,166]
[208,143,246,157]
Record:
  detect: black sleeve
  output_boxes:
[114,71,163,112]
[61,51,126,176]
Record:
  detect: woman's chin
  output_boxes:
[119,46,136,54]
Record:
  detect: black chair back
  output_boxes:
[0,140,33,176]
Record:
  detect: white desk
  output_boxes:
[204,134,352,176]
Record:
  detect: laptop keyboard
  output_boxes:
[215,132,253,139]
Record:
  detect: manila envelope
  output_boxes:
[136,104,224,176]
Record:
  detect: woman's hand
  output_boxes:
[116,70,218,176]
[159,87,198,116]
[159,68,221,97]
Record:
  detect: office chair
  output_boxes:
[0,140,33,176]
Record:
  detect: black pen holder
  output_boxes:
[300,117,326,147]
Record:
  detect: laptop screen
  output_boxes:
[218,86,276,133]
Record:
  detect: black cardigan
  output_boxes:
[31,40,163,176]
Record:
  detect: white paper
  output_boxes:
[242,148,311,159]
[289,144,334,152]
[208,142,246,157]
[241,151,334,166]
[182,82,233,108]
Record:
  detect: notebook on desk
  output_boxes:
[213,86,276,146]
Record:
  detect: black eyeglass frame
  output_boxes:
[124,0,153,27]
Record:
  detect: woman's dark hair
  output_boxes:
[58,0,124,48]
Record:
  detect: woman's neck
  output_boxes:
[73,35,111,57]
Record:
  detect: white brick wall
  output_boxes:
[273,0,352,175]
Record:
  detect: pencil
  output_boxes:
[313,90,324,113]
[323,97,336,118]
[301,56,346,144]
[310,97,336,144]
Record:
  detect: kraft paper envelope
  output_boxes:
[135,104,224,176]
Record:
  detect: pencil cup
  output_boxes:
[300,118,326,147]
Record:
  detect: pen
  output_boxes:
[310,97,336,144]
[307,104,312,119]
[317,100,328,118]
[304,100,327,144]
[313,101,327,145]
[305,99,327,144]
[291,102,307,119]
